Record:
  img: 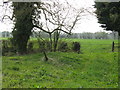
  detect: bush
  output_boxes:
[72,42,81,53]
[45,40,51,51]
[58,41,68,52]
[28,42,33,53]
[2,39,17,56]
[37,39,52,52]
[37,40,46,52]
[2,40,9,56]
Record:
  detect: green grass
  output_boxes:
[2,39,118,88]
[30,38,118,53]
[0,37,8,40]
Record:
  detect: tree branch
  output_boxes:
[2,15,13,21]
[33,25,50,34]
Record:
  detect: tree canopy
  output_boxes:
[95,2,120,36]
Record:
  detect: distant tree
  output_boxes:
[95,2,120,37]
[2,31,6,37]
[2,31,10,37]
[60,32,114,39]
[94,32,108,39]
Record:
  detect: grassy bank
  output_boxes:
[2,39,118,88]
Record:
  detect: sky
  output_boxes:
[0,0,111,33]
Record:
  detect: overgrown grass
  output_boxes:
[2,39,118,88]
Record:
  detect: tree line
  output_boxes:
[59,32,118,39]
[0,31,118,40]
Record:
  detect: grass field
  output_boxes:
[2,39,118,88]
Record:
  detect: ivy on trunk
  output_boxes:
[12,2,34,55]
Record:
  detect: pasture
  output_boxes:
[2,38,118,88]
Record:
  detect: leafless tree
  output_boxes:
[33,0,86,52]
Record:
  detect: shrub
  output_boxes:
[45,40,51,51]
[37,39,52,52]
[28,42,33,53]
[2,39,17,56]
[72,42,81,53]
[37,40,46,52]
[58,41,68,52]
[2,40,9,56]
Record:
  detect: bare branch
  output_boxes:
[33,25,50,34]
[2,15,13,21]
[33,0,86,36]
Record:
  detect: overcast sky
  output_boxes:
[0,0,111,33]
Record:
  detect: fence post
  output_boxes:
[112,41,114,52]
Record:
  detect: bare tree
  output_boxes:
[33,0,86,52]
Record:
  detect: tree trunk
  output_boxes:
[16,34,30,55]
[53,32,56,52]
[43,51,48,61]
[53,30,59,52]
[12,2,33,55]
[12,30,30,55]
[49,33,52,52]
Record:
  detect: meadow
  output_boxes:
[2,38,118,88]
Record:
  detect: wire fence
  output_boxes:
[80,42,119,53]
